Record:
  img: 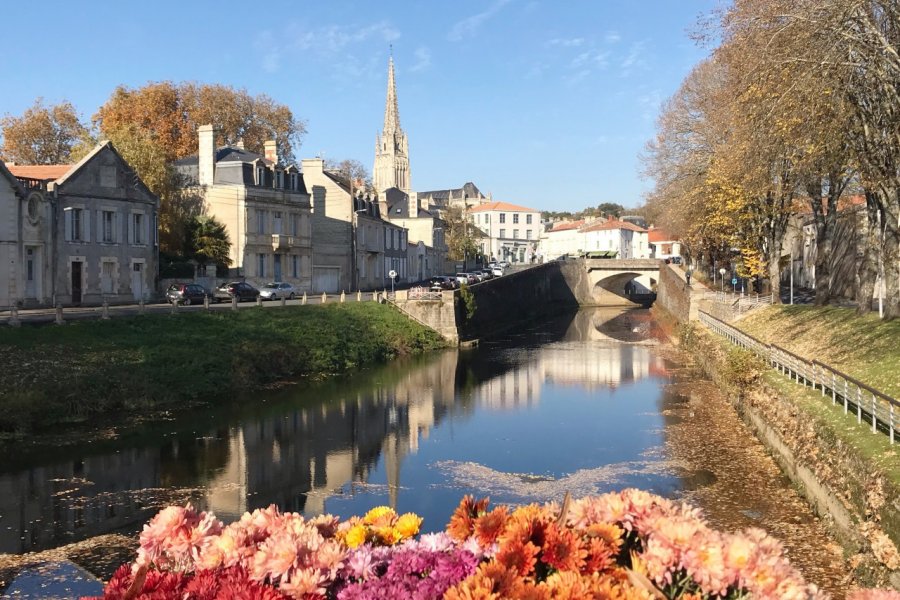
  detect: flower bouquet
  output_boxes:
[85,490,900,599]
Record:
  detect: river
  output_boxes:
[0,308,847,595]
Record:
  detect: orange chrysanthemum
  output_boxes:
[542,525,586,573]
[474,506,509,547]
[496,538,541,577]
[447,495,490,541]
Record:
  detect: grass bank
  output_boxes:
[0,303,446,434]
[737,305,900,397]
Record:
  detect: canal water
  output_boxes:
[0,308,847,595]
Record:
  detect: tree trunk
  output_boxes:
[768,235,783,304]
[856,192,879,314]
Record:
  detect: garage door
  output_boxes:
[312,267,340,293]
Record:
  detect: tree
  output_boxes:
[597,203,625,218]
[0,98,90,164]
[188,216,232,269]
[444,206,480,263]
[324,158,373,195]
[93,81,306,256]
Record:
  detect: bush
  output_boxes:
[723,346,766,387]
[458,284,476,321]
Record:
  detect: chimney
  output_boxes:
[264,140,278,164]
[198,124,216,186]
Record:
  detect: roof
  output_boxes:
[548,220,585,233]
[468,200,538,213]
[418,182,484,201]
[6,164,74,181]
[648,228,676,243]
[173,146,276,167]
[0,161,26,197]
[581,219,647,233]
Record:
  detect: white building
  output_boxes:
[581,219,650,259]
[648,228,681,261]
[468,201,542,264]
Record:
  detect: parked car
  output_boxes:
[429,276,456,291]
[455,273,470,286]
[259,282,297,300]
[499,261,510,268]
[215,281,260,302]
[468,271,484,283]
[491,267,504,277]
[166,283,213,306]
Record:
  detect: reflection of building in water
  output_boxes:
[477,360,542,409]
[203,350,462,520]
[540,345,666,390]
[0,449,162,554]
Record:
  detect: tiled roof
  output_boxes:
[6,164,74,180]
[173,146,275,167]
[581,219,647,233]
[468,200,538,213]
[648,228,676,243]
[548,220,585,233]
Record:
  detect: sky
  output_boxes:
[0,1,717,213]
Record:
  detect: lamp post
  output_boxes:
[718,267,726,293]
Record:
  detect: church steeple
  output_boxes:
[374,55,411,195]
[383,56,401,134]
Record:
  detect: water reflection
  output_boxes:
[1,308,673,554]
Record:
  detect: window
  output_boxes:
[273,212,283,234]
[102,210,116,243]
[526,230,532,240]
[499,228,506,238]
[275,170,284,189]
[526,214,533,224]
[359,224,366,245]
[499,213,506,224]
[290,214,299,236]
[513,229,519,239]
[256,209,266,234]
[292,255,299,278]
[258,253,266,277]
[101,260,116,294]
[133,213,145,245]
[513,214,519,224]
[290,173,298,191]
[68,208,84,241]
[256,165,266,186]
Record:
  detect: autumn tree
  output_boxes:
[93,81,306,255]
[444,206,481,264]
[325,158,373,195]
[0,99,91,165]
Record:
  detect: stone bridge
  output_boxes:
[583,258,661,306]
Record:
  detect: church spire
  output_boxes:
[383,56,401,134]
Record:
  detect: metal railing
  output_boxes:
[699,310,898,444]
[408,287,443,300]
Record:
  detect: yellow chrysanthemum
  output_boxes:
[375,526,403,545]
[395,513,423,539]
[363,506,396,526]
[345,524,368,548]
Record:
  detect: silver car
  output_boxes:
[259,282,297,300]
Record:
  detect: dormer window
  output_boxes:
[275,170,284,189]
[289,173,298,191]
[256,165,266,186]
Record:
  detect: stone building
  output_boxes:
[174,125,313,290]
[6,142,159,306]
[469,201,542,264]
[417,182,488,213]
[581,219,650,259]
[373,56,410,196]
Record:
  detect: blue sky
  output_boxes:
[1,1,716,212]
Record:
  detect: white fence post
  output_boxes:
[301,292,307,305]
[8,306,20,327]
[872,392,877,434]
[55,303,64,325]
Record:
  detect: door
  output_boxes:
[131,262,144,301]
[274,254,282,282]
[71,261,82,304]
[313,267,339,293]
[25,248,37,299]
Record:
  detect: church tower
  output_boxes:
[373,56,411,195]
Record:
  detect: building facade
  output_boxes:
[647,227,681,260]
[6,142,159,306]
[468,201,542,264]
[581,220,650,259]
[174,125,313,291]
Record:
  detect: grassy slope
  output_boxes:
[737,305,900,398]
[0,303,445,433]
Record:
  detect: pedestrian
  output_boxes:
[686,269,692,287]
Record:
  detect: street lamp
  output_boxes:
[718,267,726,293]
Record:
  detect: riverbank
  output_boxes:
[0,303,446,436]
[665,305,900,590]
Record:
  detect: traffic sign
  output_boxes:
[731,278,737,285]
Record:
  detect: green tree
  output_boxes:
[188,216,232,269]
[444,206,480,263]
[0,98,90,164]
[597,202,625,217]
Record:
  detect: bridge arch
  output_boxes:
[592,271,655,304]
